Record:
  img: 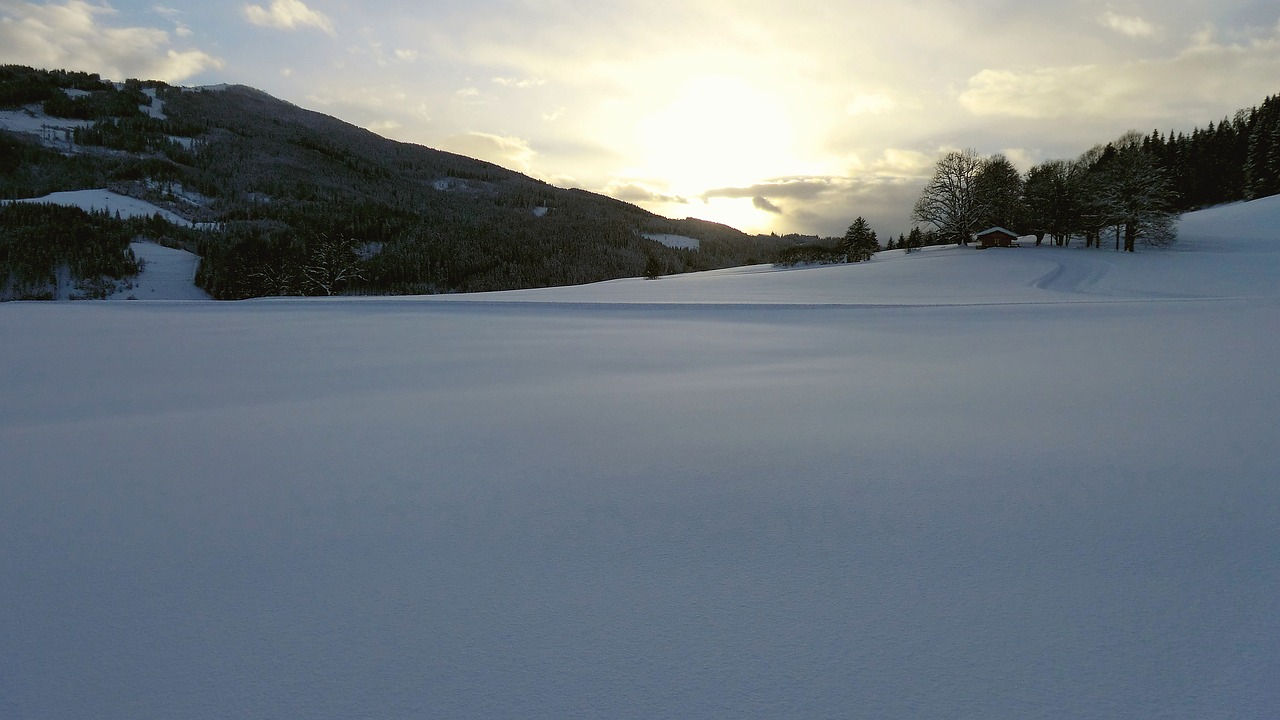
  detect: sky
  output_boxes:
[3,0,1279,236]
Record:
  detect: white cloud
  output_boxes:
[0,0,222,82]
[243,0,334,35]
[441,132,538,175]
[869,148,936,179]
[365,119,401,135]
[1101,11,1156,38]
[492,76,546,89]
[957,27,1280,122]
[845,92,896,116]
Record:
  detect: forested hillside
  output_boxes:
[0,65,787,299]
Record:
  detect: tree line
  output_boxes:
[0,203,147,299]
[895,94,1280,253]
[912,137,1177,252]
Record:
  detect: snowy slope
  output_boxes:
[106,242,210,300]
[0,105,94,144]
[1,199,1278,720]
[4,189,196,226]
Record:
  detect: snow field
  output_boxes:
[2,198,1279,719]
[3,189,196,227]
[105,242,209,300]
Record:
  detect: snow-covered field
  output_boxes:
[2,199,1278,719]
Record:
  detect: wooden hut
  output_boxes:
[974,227,1020,249]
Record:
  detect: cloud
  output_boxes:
[0,0,222,82]
[752,196,783,214]
[868,149,937,179]
[1101,12,1156,38]
[492,76,546,89]
[846,92,896,116]
[606,182,689,205]
[957,27,1280,121]
[705,178,844,202]
[243,0,334,35]
[441,132,538,175]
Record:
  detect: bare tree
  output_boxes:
[913,149,984,245]
[303,235,365,295]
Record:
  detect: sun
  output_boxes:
[632,74,795,195]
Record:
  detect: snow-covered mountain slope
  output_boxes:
[1,198,1277,720]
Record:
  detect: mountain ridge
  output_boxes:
[0,65,788,299]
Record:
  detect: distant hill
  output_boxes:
[0,65,789,299]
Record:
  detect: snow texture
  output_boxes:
[2,199,1279,719]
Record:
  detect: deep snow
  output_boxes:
[2,198,1278,719]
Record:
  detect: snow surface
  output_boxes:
[2,199,1279,719]
[3,189,195,227]
[0,105,93,140]
[644,232,701,250]
[105,242,210,301]
[140,88,167,120]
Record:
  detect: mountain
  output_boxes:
[1,65,788,299]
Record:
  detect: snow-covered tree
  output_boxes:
[1091,133,1178,252]
[303,235,365,295]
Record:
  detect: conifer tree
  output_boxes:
[841,217,878,262]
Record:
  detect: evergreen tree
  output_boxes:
[841,216,878,262]
[905,227,924,253]
[1023,159,1074,245]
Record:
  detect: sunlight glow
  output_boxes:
[632,75,795,194]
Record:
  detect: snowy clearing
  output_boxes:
[3,189,197,227]
[140,88,167,120]
[0,105,93,144]
[105,241,209,300]
[644,232,701,250]
[2,198,1278,719]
